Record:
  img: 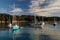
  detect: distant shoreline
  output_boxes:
[0,13,60,22]
[0,21,29,23]
[0,21,60,23]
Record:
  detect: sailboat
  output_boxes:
[53,17,57,26]
[31,15,42,28]
[31,15,37,27]
[8,23,12,29]
[40,16,45,29]
[8,3,20,33]
[34,15,40,28]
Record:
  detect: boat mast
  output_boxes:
[54,17,55,23]
[34,14,36,24]
[12,3,16,24]
[42,16,43,22]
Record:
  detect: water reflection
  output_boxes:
[0,22,60,40]
[39,34,52,40]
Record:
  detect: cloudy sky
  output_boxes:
[0,0,60,17]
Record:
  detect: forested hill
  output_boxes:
[0,13,60,22]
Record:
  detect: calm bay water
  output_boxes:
[0,22,60,40]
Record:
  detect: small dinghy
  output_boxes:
[13,24,20,33]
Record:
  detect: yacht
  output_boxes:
[31,16,45,29]
[53,17,57,26]
[53,22,57,26]
[41,22,45,28]
[40,16,45,29]
[13,24,19,33]
[8,3,20,33]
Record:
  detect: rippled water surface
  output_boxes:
[0,22,60,40]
